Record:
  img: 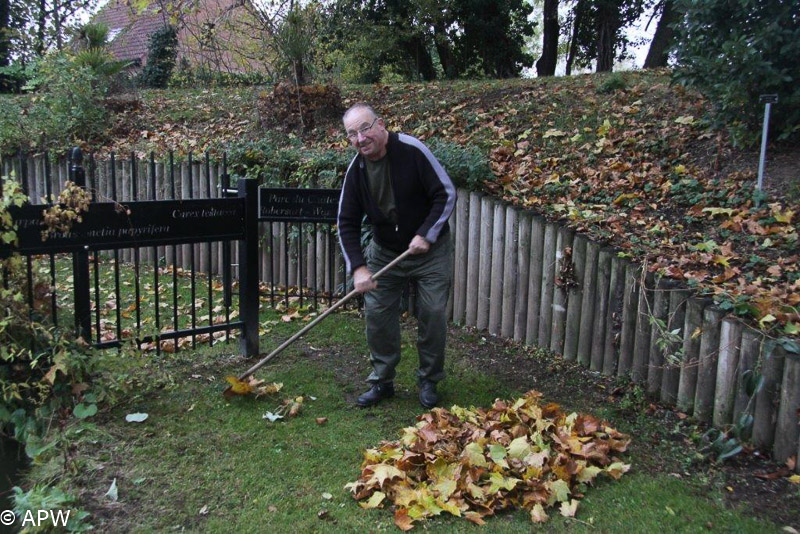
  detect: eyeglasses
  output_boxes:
[346,118,378,141]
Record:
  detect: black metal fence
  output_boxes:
[0,149,345,357]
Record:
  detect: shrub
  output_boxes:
[426,138,494,191]
[673,0,800,146]
[597,72,627,94]
[7,53,110,153]
[226,134,350,187]
[140,25,178,89]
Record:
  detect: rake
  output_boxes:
[223,248,413,397]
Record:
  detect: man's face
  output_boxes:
[344,108,387,161]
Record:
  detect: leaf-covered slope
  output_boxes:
[101,72,800,334]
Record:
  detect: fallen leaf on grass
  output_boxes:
[198,505,209,516]
[262,412,284,422]
[125,413,148,423]
[105,478,118,502]
[316,417,328,425]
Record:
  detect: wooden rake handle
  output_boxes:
[237,248,413,380]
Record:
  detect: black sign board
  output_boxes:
[258,187,340,222]
[2,198,246,256]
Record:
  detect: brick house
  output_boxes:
[92,0,270,74]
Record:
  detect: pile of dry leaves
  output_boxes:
[346,390,631,530]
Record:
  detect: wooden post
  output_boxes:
[631,271,654,383]
[602,255,626,376]
[513,212,532,342]
[501,206,518,338]
[446,202,456,320]
[476,197,494,331]
[577,241,599,366]
[753,343,786,450]
[617,263,639,377]
[453,190,470,325]
[712,318,743,427]
[488,202,505,335]
[590,247,613,371]
[733,327,762,421]
[550,227,574,355]
[525,216,545,346]
[661,288,690,405]
[693,306,725,424]
[646,277,671,396]
[774,350,799,463]
[564,234,587,361]
[465,191,482,327]
[536,223,557,347]
[676,297,709,413]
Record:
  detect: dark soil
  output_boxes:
[313,318,800,530]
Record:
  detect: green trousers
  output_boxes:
[364,236,453,385]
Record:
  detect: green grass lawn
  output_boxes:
[25,305,782,533]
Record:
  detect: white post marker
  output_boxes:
[757,94,778,192]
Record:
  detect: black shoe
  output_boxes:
[356,382,394,407]
[419,381,439,409]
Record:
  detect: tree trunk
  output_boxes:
[433,22,457,79]
[595,5,618,72]
[565,0,586,76]
[643,0,677,68]
[36,0,47,57]
[536,0,559,76]
[0,0,9,92]
[403,36,436,81]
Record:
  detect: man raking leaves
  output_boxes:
[337,103,456,409]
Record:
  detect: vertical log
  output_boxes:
[465,192,482,327]
[733,327,762,421]
[661,288,690,405]
[537,223,557,347]
[713,317,743,427]
[452,190,470,324]
[513,212,532,342]
[693,306,725,424]
[646,278,671,396]
[676,297,710,413]
[577,240,599,366]
[446,204,456,320]
[590,247,613,371]
[476,197,494,331]
[602,255,626,376]
[525,216,545,346]
[753,342,786,450]
[488,203,506,335]
[617,264,640,377]
[501,206,518,338]
[773,350,799,463]
[564,234,587,361]
[550,227,574,355]
[631,271,654,383]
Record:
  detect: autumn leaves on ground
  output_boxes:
[104,70,799,336]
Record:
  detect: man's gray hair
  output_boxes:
[343,102,379,122]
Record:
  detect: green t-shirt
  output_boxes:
[364,156,397,225]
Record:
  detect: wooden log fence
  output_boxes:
[5,159,799,472]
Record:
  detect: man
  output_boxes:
[337,103,456,408]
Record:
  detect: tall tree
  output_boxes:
[673,0,799,144]
[643,0,676,68]
[452,0,534,78]
[536,0,559,76]
[1,0,10,85]
[565,0,646,73]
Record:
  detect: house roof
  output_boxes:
[92,0,169,65]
